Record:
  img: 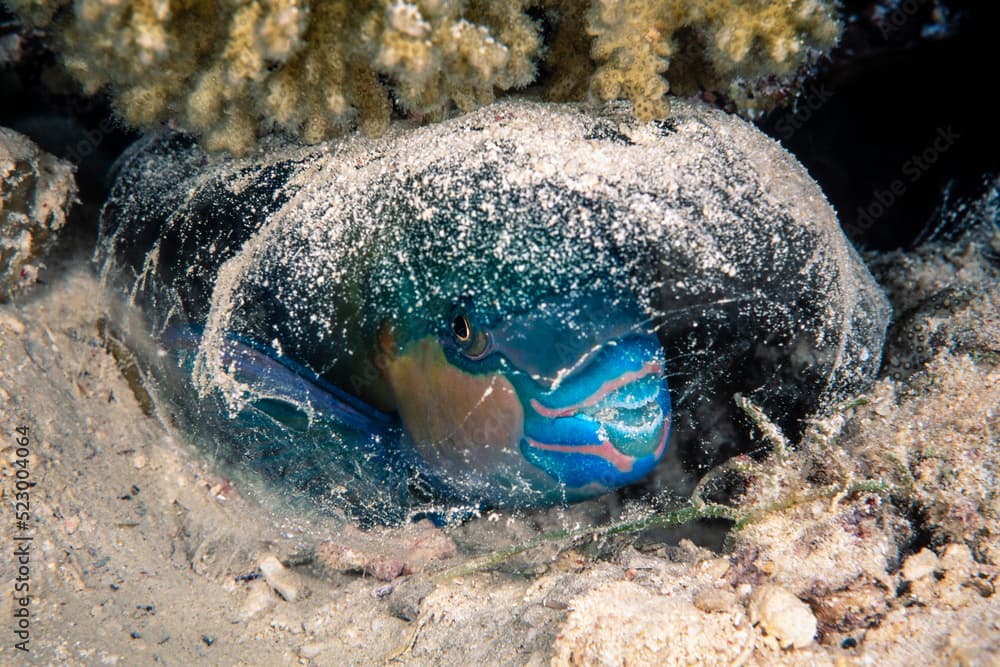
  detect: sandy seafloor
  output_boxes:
[1,196,999,665]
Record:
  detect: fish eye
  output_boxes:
[449,309,492,359]
[464,329,490,358]
[452,314,471,342]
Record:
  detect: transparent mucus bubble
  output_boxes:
[97,99,889,526]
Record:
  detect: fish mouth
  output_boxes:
[517,335,671,489]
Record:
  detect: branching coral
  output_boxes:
[4,0,840,153]
[579,0,840,119]
[365,0,536,122]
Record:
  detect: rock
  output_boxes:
[1,126,77,300]
[940,543,975,574]
[729,500,907,595]
[938,543,979,609]
[693,587,739,613]
[236,579,278,621]
[808,579,889,636]
[749,585,817,649]
[0,311,25,334]
[259,555,305,602]
[874,193,1000,384]
[314,520,457,581]
[0,30,23,67]
[552,581,751,666]
[386,578,436,622]
[901,548,939,581]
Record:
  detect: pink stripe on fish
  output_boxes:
[524,416,670,473]
[529,361,664,419]
[652,415,670,460]
[524,436,636,472]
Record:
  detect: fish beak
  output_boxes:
[512,330,672,492]
[379,300,671,506]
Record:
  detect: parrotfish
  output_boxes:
[97,99,890,524]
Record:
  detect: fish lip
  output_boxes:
[518,336,671,482]
[522,416,670,476]
[527,359,665,420]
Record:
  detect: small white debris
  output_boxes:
[693,587,738,613]
[901,548,940,581]
[236,579,277,621]
[749,585,816,649]
[259,554,305,602]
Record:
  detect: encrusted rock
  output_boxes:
[553,581,751,666]
[940,543,975,574]
[315,520,457,581]
[693,587,739,613]
[1,127,77,299]
[808,579,889,637]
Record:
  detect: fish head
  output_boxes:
[377,288,671,507]
[357,172,673,508]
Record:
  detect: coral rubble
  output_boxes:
[3,0,840,153]
[716,209,999,649]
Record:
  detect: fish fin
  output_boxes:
[164,324,397,436]
[161,325,411,524]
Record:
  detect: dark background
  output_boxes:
[2,0,997,247]
[760,0,999,249]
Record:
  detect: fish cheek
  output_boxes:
[384,337,526,477]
